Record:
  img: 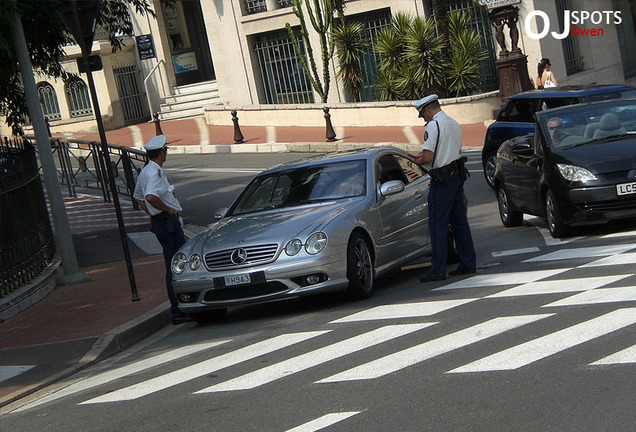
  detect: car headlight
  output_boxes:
[188,254,201,271]
[557,164,597,182]
[285,239,302,256]
[172,253,187,275]
[305,232,327,255]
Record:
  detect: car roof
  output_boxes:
[509,84,635,99]
[260,147,406,174]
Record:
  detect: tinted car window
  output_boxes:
[377,155,409,184]
[588,89,636,102]
[501,99,540,122]
[541,97,579,110]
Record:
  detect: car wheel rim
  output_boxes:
[485,155,496,186]
[355,240,373,291]
[546,196,555,232]
[498,189,509,221]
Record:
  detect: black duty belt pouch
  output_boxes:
[456,156,470,181]
[159,211,177,233]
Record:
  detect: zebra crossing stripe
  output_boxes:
[330,299,478,323]
[195,324,433,393]
[487,275,631,298]
[284,412,362,432]
[437,269,570,291]
[12,341,230,413]
[523,245,636,263]
[601,230,636,239]
[590,344,636,365]
[448,308,636,373]
[80,331,328,404]
[542,287,636,307]
[316,315,551,383]
[578,252,636,267]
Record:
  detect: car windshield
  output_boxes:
[230,160,366,216]
[538,99,636,151]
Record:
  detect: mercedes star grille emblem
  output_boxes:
[230,248,248,265]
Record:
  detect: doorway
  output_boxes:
[162,0,215,86]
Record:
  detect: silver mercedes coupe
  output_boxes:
[171,147,432,322]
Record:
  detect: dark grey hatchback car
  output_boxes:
[482,85,636,188]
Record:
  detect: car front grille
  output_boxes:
[203,282,288,301]
[601,170,630,180]
[204,244,278,270]
[581,198,636,212]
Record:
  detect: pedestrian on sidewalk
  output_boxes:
[412,94,476,282]
[133,135,190,324]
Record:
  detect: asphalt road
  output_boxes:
[3,150,635,431]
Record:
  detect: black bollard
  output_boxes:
[324,107,337,142]
[232,110,245,143]
[153,112,163,135]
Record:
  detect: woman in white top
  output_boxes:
[536,58,558,89]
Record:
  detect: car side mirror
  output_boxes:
[511,140,533,156]
[380,180,405,197]
[214,208,228,220]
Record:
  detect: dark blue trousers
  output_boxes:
[427,171,476,276]
[151,215,186,319]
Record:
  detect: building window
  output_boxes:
[254,30,315,104]
[37,82,61,121]
[65,78,93,118]
[245,0,267,14]
[353,9,392,102]
[556,0,584,74]
[277,0,294,7]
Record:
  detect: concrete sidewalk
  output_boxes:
[0,115,488,411]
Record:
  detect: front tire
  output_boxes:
[483,153,497,189]
[497,185,523,227]
[545,190,570,238]
[346,232,374,299]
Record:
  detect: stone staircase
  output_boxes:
[158,80,222,121]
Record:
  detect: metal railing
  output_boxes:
[28,136,148,208]
[1,137,56,295]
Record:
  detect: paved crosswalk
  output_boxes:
[10,239,636,430]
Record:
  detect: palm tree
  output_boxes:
[404,16,446,96]
[445,10,486,96]
[333,21,365,102]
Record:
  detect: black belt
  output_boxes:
[151,211,178,220]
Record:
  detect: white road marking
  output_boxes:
[578,252,636,267]
[330,299,478,323]
[590,344,636,365]
[523,215,579,245]
[80,331,328,404]
[285,412,362,432]
[437,269,570,290]
[601,230,636,239]
[448,308,636,373]
[491,247,540,257]
[542,287,636,307]
[523,245,636,262]
[317,315,551,383]
[486,275,631,298]
[196,324,433,393]
[13,341,229,412]
[0,365,35,383]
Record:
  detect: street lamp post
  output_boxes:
[57,0,139,301]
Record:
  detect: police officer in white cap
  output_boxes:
[412,95,476,282]
[133,135,189,324]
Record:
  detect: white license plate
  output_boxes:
[616,182,636,196]
[224,274,251,286]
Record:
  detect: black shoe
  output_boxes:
[449,267,476,276]
[172,315,192,325]
[419,273,446,283]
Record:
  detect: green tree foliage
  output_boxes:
[446,10,486,97]
[0,0,158,135]
[285,0,334,103]
[333,21,365,102]
[375,12,444,100]
[375,9,486,100]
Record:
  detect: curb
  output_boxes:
[0,302,171,408]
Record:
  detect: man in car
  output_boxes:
[413,94,476,282]
[133,135,190,325]
[547,117,567,146]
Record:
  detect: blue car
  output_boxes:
[482,85,636,188]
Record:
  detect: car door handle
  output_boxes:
[414,191,422,200]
